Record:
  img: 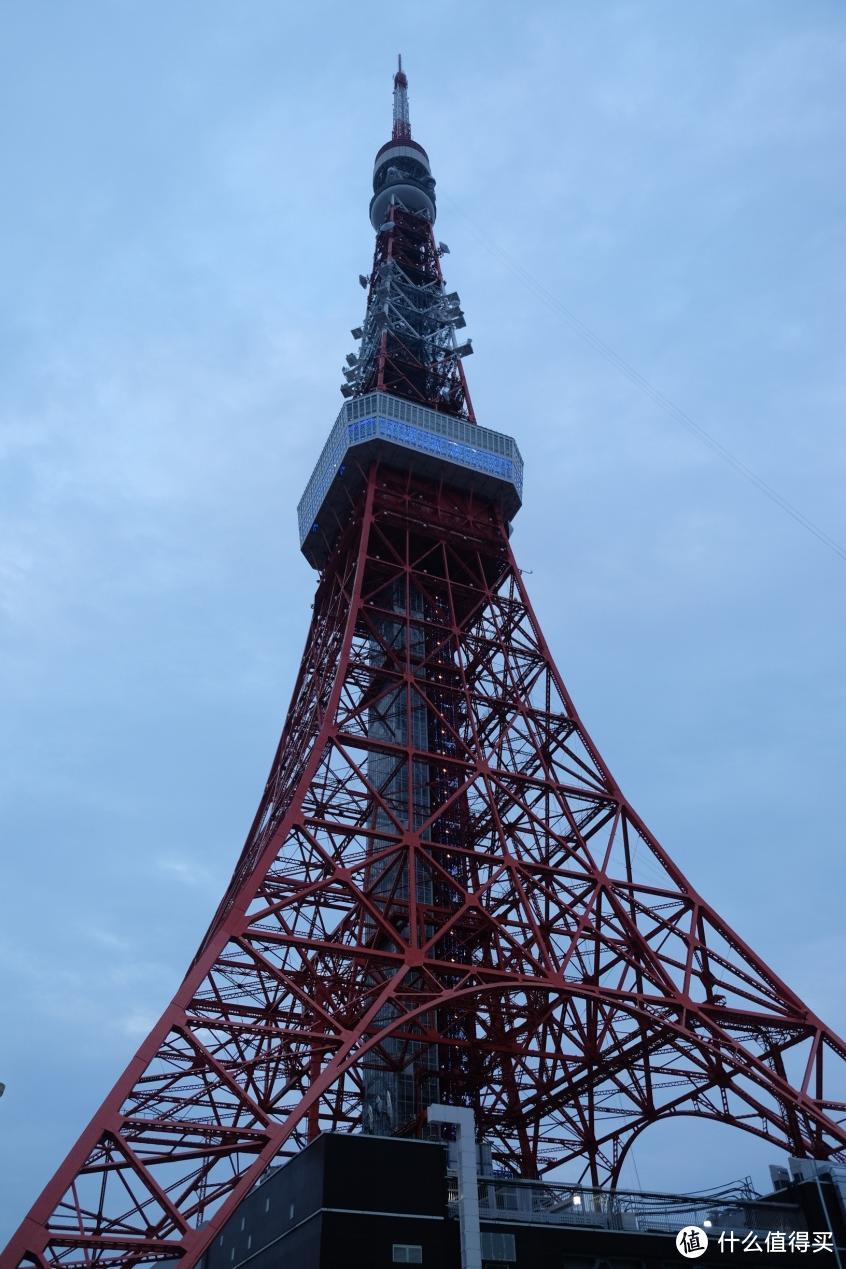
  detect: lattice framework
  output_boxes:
[7,462,846,1269]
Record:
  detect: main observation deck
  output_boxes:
[298,391,524,569]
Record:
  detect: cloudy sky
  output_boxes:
[1,0,844,1239]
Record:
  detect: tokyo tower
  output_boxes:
[5,57,846,1269]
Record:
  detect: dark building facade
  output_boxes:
[202,1133,846,1269]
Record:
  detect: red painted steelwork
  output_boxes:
[5,461,846,1268]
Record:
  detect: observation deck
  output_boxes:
[298,391,523,569]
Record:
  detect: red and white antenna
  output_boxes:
[392,53,411,140]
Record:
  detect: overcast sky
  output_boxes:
[1,0,845,1240]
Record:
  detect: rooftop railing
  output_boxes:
[446,1174,804,1238]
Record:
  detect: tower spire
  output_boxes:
[342,57,476,420]
[392,53,411,140]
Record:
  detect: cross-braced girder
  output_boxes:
[6,462,846,1269]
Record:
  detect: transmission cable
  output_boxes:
[444,197,846,566]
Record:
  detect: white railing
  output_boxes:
[445,1175,804,1238]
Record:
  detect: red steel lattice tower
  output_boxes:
[6,58,846,1269]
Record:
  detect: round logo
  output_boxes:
[676,1226,709,1259]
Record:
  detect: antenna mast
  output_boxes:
[392,53,411,139]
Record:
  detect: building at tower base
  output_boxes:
[201,1133,846,1269]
